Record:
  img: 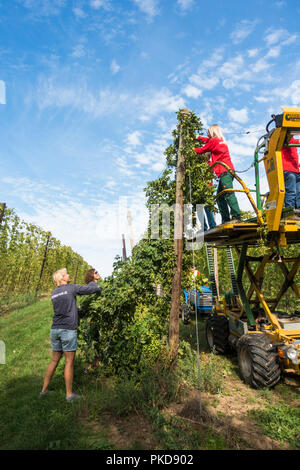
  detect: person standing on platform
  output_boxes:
[195,125,241,224]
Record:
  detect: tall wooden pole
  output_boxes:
[35,232,51,296]
[127,210,134,252]
[169,108,190,360]
[122,234,127,261]
[74,261,80,284]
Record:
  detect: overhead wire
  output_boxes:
[187,170,203,419]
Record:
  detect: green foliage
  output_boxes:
[79,110,217,379]
[0,207,90,305]
[177,340,227,394]
[145,109,215,212]
[249,403,300,448]
[78,239,175,379]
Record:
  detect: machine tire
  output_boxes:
[179,304,191,324]
[205,314,230,354]
[182,304,191,324]
[237,333,281,389]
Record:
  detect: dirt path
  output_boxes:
[80,373,296,450]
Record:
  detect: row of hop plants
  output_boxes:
[0,206,91,304]
[78,110,214,380]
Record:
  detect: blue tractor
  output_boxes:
[181,286,213,324]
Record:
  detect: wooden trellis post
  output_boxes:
[35,232,51,296]
[122,234,127,261]
[74,261,80,284]
[169,108,190,361]
[127,210,134,252]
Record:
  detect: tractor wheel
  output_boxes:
[205,314,230,354]
[181,304,191,324]
[237,333,281,389]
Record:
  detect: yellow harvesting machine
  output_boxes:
[203,107,300,388]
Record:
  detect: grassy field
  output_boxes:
[0,299,299,450]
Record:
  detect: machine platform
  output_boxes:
[203,218,300,247]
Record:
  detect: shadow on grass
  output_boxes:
[0,372,84,450]
[0,354,114,450]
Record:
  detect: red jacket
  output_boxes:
[194,136,234,178]
[281,138,300,173]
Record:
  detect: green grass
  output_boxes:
[0,299,193,450]
[0,299,116,450]
[249,404,300,449]
[0,299,79,449]
[0,291,40,316]
[1,299,298,450]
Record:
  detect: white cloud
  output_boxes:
[275,1,286,7]
[71,44,86,58]
[126,131,142,147]
[152,161,164,171]
[265,46,281,58]
[31,75,186,123]
[0,80,6,104]
[282,34,297,46]
[263,28,297,47]
[252,58,270,73]
[90,0,110,9]
[248,48,259,58]
[177,0,194,11]
[254,96,270,103]
[18,0,66,16]
[182,84,202,99]
[73,7,86,18]
[124,131,170,172]
[228,108,249,124]
[230,19,259,44]
[190,75,219,90]
[133,0,159,21]
[139,87,185,120]
[219,55,244,77]
[110,59,120,74]
[197,48,224,70]
[276,80,300,105]
[32,77,130,117]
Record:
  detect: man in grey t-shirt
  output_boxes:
[40,268,101,402]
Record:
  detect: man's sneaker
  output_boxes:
[39,390,54,397]
[66,393,82,402]
[231,218,242,224]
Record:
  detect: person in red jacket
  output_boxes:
[281,137,300,213]
[195,124,241,224]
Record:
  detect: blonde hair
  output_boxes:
[53,268,67,286]
[208,124,226,142]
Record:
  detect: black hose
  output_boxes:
[266,115,276,133]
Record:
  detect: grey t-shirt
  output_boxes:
[51,282,102,330]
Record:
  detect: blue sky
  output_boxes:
[1,0,300,277]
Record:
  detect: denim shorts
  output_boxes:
[50,329,78,352]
